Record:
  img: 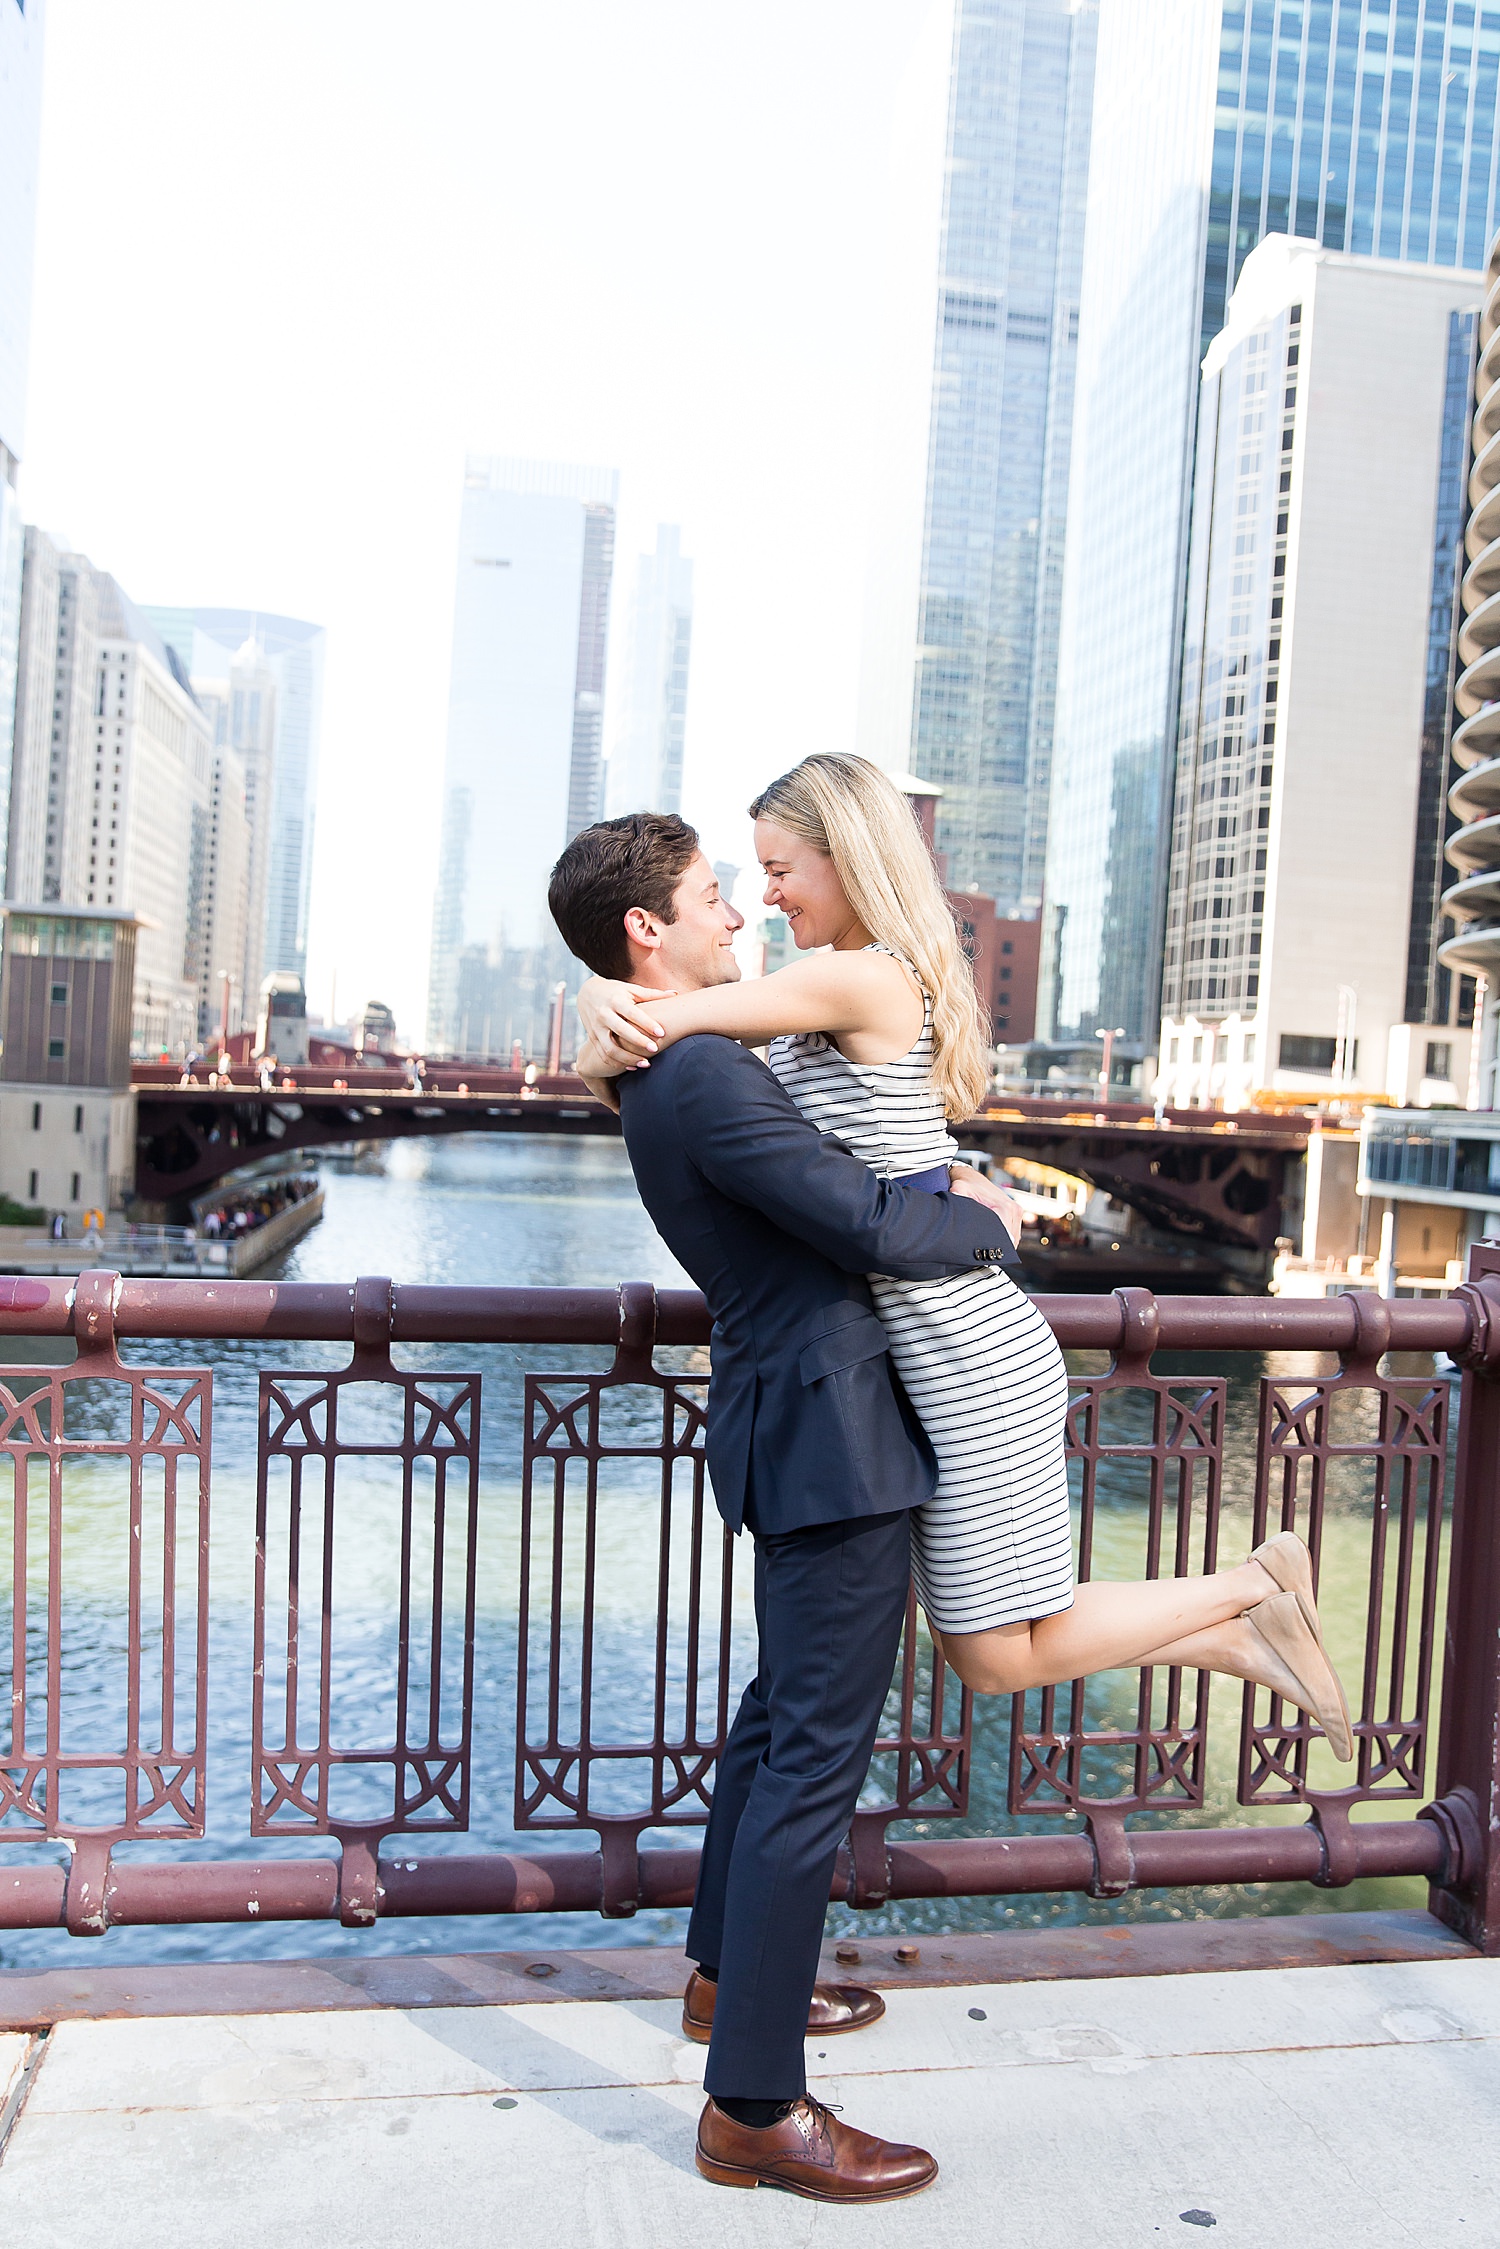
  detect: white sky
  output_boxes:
[19,0,952,1039]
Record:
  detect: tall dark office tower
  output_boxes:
[909,0,1097,916]
[1044,0,1500,1053]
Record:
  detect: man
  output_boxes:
[548,812,1012,2205]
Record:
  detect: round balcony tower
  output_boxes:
[1444,230,1500,984]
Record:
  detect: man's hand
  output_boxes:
[947,1163,1023,1249]
[577,976,674,1067]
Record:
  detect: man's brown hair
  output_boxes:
[548,812,701,977]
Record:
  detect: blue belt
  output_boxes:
[901,1163,952,1194]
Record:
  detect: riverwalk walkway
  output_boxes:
[0,1917,1494,2247]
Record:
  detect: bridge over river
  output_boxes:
[132,1062,1311,1267]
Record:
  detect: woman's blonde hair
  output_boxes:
[748,753,990,1120]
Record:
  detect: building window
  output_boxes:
[70,1173,80,1201]
[47,1040,65,1059]
[73,1104,84,1133]
[31,1102,41,1131]
[49,982,68,1006]
[1279,1034,1338,1073]
[1426,1041,1453,1080]
[27,1172,37,1200]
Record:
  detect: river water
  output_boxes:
[0,1135,1450,1968]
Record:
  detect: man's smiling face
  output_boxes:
[626,851,743,991]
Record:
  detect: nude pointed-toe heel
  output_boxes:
[1245,1590,1355,1763]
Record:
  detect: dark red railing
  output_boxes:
[2,1254,1500,1949]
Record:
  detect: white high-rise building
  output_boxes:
[1157,238,1480,1112]
[8,541,261,1057]
[0,0,47,889]
[88,576,212,1057]
[146,607,325,987]
[7,528,98,906]
[605,525,693,816]
[191,638,277,1018]
[427,455,618,1058]
[198,745,251,1047]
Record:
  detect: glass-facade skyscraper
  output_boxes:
[0,0,46,901]
[1045,0,1500,1050]
[427,456,618,1060]
[605,525,693,818]
[909,0,1096,916]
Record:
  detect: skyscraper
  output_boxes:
[88,575,213,1056]
[1158,237,1478,1112]
[0,0,46,891]
[7,528,98,907]
[908,0,1096,915]
[605,525,693,816]
[145,607,325,990]
[427,456,618,1059]
[1045,0,1500,1051]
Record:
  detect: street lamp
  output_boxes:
[1095,1026,1125,1096]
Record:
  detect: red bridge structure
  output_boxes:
[131,1062,1308,1255]
[0,1261,1496,1957]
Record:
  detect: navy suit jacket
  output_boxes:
[618,1033,1011,1536]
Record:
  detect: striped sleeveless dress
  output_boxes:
[767,949,1075,1634]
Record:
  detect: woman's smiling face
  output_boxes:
[755,817,864,950]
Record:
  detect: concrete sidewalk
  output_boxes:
[0,1950,1495,2247]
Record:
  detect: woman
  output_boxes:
[576,754,1352,1755]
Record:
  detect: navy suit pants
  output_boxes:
[685,1506,912,2100]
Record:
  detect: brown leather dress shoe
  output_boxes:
[696,2095,937,2202]
[680,1968,886,2045]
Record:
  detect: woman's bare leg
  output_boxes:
[935,1559,1279,1696]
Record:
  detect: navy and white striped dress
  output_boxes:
[768,951,1075,1633]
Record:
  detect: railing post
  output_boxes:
[1428,1243,1500,1952]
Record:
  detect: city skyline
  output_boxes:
[18,0,957,1040]
[145,605,326,996]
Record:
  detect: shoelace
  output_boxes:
[789,2096,843,2149]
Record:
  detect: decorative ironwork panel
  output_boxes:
[1239,1368,1448,1804]
[518,1362,725,1844]
[253,1338,481,1840]
[517,1285,974,1911]
[1008,1368,1226,1815]
[864,1586,971,1823]
[0,1272,211,1842]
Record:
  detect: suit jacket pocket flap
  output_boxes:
[798,1312,890,1385]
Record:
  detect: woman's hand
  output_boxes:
[947,1164,1023,1249]
[576,977,675,1067]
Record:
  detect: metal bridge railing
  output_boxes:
[1,1257,1499,1948]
